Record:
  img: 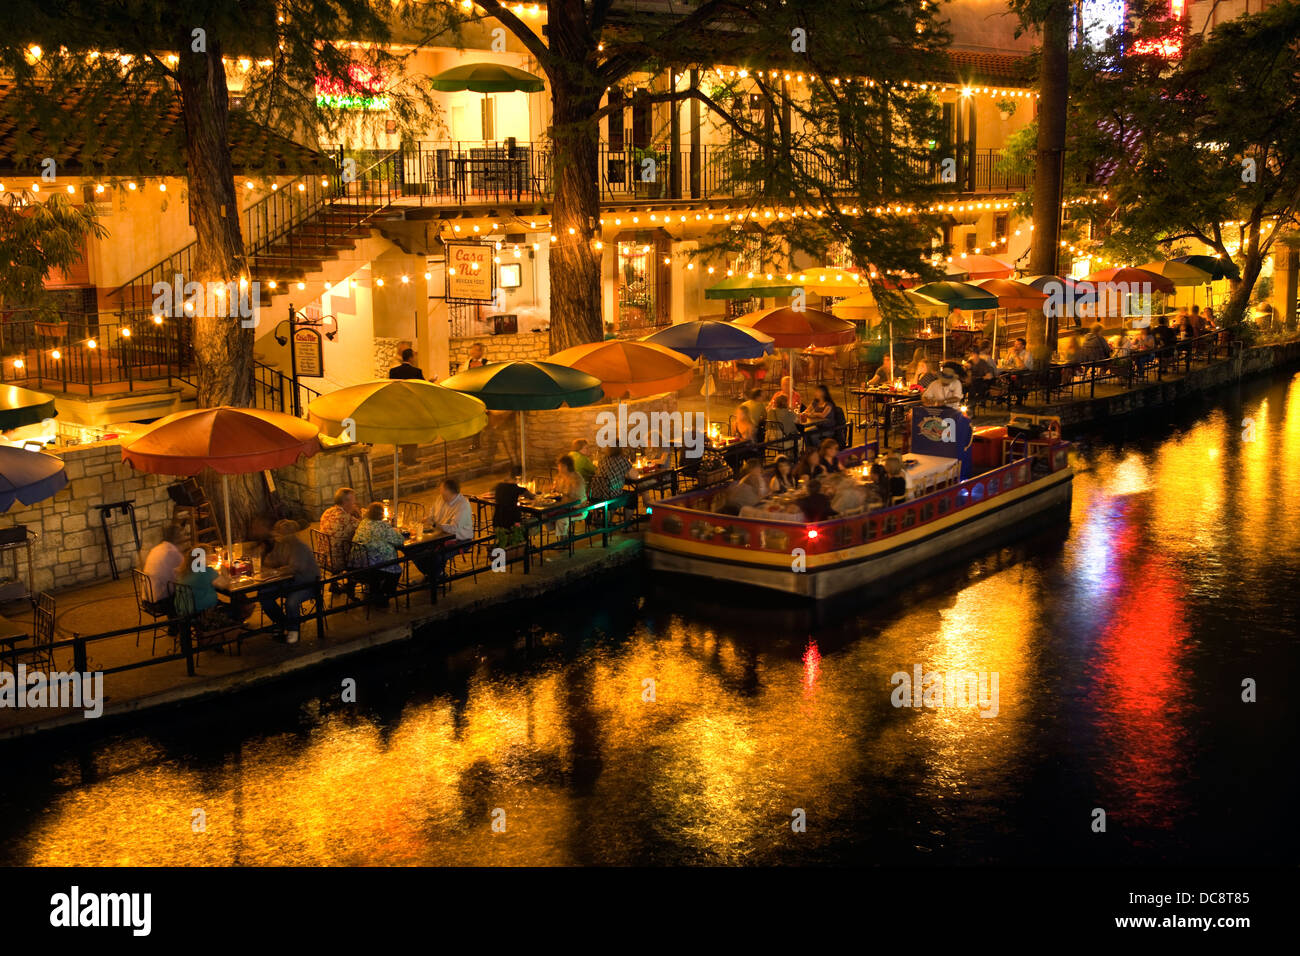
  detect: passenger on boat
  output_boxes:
[884,455,908,503]
[770,455,797,493]
[793,448,825,482]
[818,438,843,472]
[869,461,891,503]
[767,393,800,440]
[829,477,868,515]
[721,460,769,514]
[922,362,964,405]
[768,377,802,411]
[798,478,834,522]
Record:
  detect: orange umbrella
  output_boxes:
[971,277,1048,309]
[122,406,322,546]
[943,253,1014,280]
[733,308,856,404]
[548,340,695,399]
[1082,266,1175,294]
[732,307,856,348]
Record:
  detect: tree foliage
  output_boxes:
[0,192,106,315]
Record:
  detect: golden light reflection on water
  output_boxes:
[11,372,1300,865]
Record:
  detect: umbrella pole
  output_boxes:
[222,474,232,551]
[889,322,894,384]
[518,412,527,480]
[787,348,795,405]
[392,448,399,520]
[703,358,710,438]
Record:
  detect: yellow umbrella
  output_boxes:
[307,379,488,515]
[548,340,695,399]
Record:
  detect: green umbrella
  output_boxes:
[442,361,604,478]
[704,274,805,300]
[912,281,1000,361]
[0,386,57,432]
[429,63,546,93]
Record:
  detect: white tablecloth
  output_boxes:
[902,454,961,498]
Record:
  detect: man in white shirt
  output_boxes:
[428,478,473,541]
[922,362,964,406]
[143,521,185,619]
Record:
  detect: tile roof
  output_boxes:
[0,83,334,178]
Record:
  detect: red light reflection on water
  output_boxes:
[1087,496,1190,831]
[802,640,821,694]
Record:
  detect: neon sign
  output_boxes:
[315,64,390,110]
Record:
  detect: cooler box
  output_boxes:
[973,426,1007,470]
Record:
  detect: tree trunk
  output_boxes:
[174,28,263,540]
[1029,2,1071,349]
[545,4,603,351]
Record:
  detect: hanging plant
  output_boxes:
[995,98,1018,120]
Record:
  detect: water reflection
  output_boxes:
[3,371,1298,865]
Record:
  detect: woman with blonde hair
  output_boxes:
[904,347,930,386]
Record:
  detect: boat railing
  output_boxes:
[647,441,1071,559]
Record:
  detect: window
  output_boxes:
[607,89,625,152]
[902,508,917,529]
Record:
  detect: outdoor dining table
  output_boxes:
[850,386,921,449]
[449,154,528,202]
[624,462,678,504]
[397,528,457,594]
[468,490,575,536]
[214,570,292,599]
[900,453,961,498]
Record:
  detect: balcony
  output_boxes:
[375,140,1028,210]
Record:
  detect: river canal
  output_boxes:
[2,370,1297,866]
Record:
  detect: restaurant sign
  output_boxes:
[445,242,495,303]
[293,327,325,378]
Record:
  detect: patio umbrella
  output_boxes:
[548,340,694,400]
[121,407,322,548]
[642,320,774,432]
[942,253,1014,280]
[834,291,945,379]
[704,273,805,299]
[442,361,604,479]
[0,386,58,431]
[972,279,1048,358]
[793,267,866,297]
[428,63,545,93]
[1082,266,1176,294]
[733,307,856,404]
[0,446,68,512]
[1137,260,1214,287]
[307,379,488,517]
[912,281,1000,361]
[1170,254,1240,281]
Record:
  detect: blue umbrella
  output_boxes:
[642,321,775,430]
[1170,255,1240,282]
[0,446,68,512]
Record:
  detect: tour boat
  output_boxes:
[645,410,1074,599]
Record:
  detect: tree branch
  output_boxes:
[474,0,555,78]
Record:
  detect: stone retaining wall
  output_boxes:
[448,330,551,371]
[3,440,175,596]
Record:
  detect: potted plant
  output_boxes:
[995,98,1018,121]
